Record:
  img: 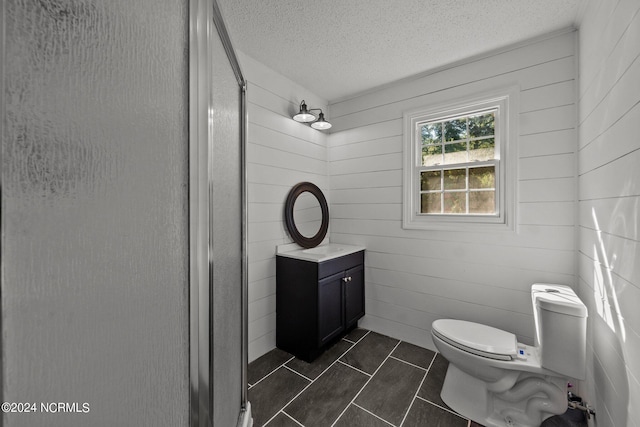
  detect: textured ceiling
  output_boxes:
[218,0,582,102]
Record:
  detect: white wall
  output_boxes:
[327,30,578,349]
[577,0,640,425]
[239,52,329,362]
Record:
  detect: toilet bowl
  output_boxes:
[431,284,587,427]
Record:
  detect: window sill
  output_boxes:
[402,213,515,233]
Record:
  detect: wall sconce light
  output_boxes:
[292,100,332,130]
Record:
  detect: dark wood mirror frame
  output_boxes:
[284,182,329,248]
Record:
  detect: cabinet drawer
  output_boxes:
[318,250,364,279]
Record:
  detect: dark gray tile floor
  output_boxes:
[248,329,472,427]
[249,328,587,427]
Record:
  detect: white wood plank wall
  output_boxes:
[239,52,329,362]
[577,0,640,425]
[327,31,578,349]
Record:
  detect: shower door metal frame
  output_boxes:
[189,0,248,426]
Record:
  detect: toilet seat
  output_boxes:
[432,319,518,361]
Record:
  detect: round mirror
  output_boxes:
[284,182,329,248]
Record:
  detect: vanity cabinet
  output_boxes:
[276,250,364,362]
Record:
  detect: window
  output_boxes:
[403,88,517,230]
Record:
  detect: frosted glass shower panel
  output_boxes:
[3,1,189,425]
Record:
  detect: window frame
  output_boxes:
[402,87,518,231]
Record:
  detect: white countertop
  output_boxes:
[277,243,365,263]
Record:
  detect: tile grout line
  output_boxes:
[283,365,314,382]
[337,359,372,377]
[388,354,430,372]
[262,330,372,427]
[282,410,305,427]
[415,395,470,420]
[250,355,296,389]
[353,402,396,427]
[260,370,316,426]
[343,329,371,346]
[264,408,305,427]
[330,339,403,427]
[398,352,437,427]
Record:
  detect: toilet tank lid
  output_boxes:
[432,319,517,357]
[532,284,587,318]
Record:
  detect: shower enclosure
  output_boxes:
[190,0,250,426]
[1,0,249,425]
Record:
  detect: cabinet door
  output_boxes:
[318,271,345,345]
[344,264,365,329]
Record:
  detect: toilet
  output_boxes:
[431,284,587,427]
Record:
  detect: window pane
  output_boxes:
[421,123,442,145]
[443,168,466,190]
[469,166,495,189]
[469,138,495,162]
[421,170,441,191]
[443,118,467,141]
[443,142,467,164]
[468,112,495,137]
[421,193,441,213]
[422,144,442,166]
[469,191,495,214]
[407,100,507,225]
[443,192,466,213]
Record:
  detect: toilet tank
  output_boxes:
[532,284,588,380]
